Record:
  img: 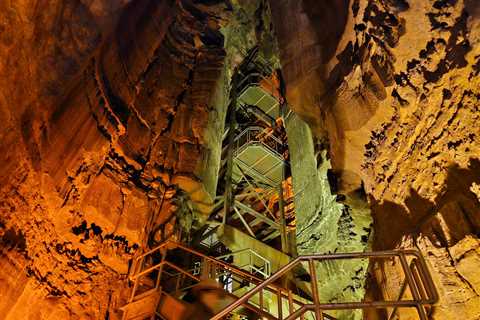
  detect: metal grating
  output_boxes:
[231,127,285,187]
[238,72,280,120]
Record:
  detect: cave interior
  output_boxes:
[0,0,479,320]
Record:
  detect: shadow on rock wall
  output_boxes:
[301,0,350,63]
[370,159,480,250]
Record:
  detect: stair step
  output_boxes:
[262,230,280,242]
[120,290,160,320]
[157,293,190,320]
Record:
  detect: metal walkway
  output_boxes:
[212,249,439,320]
[121,241,438,320]
[232,126,285,187]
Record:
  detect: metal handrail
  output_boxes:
[217,248,271,279]
[128,240,309,309]
[211,250,439,320]
[127,240,340,320]
[129,260,277,320]
[234,126,284,158]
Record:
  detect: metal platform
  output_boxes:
[238,73,280,120]
[232,126,285,187]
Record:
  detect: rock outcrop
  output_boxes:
[0,0,479,319]
[269,0,480,318]
[0,0,231,318]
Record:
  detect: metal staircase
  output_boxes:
[121,241,438,320]
[121,52,438,320]
[212,249,439,320]
[214,125,291,245]
[121,240,322,320]
[231,126,285,187]
[237,71,280,121]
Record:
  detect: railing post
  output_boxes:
[308,259,324,320]
[399,253,427,320]
[155,249,167,291]
[413,255,437,302]
[411,261,428,300]
[260,288,264,311]
[287,289,294,315]
[411,259,430,318]
[130,277,139,303]
[249,250,253,275]
[201,258,208,280]
[277,288,283,320]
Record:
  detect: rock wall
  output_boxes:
[269,0,480,318]
[1,0,479,319]
[0,0,231,318]
[285,111,372,320]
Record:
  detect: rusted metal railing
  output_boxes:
[128,240,339,319]
[211,250,438,320]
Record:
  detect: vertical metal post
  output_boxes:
[411,261,428,300]
[130,277,139,302]
[287,289,294,315]
[259,288,264,311]
[156,250,166,291]
[249,251,253,274]
[222,69,238,227]
[399,253,428,320]
[279,164,288,255]
[201,258,210,280]
[411,260,430,317]
[277,288,283,320]
[309,259,324,320]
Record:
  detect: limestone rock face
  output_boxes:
[1,0,479,319]
[0,0,231,318]
[269,0,480,318]
[285,112,372,320]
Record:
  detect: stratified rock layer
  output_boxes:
[0,0,230,318]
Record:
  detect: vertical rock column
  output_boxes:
[285,111,371,319]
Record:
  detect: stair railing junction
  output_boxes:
[211,250,439,320]
[127,240,337,319]
[217,247,271,279]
